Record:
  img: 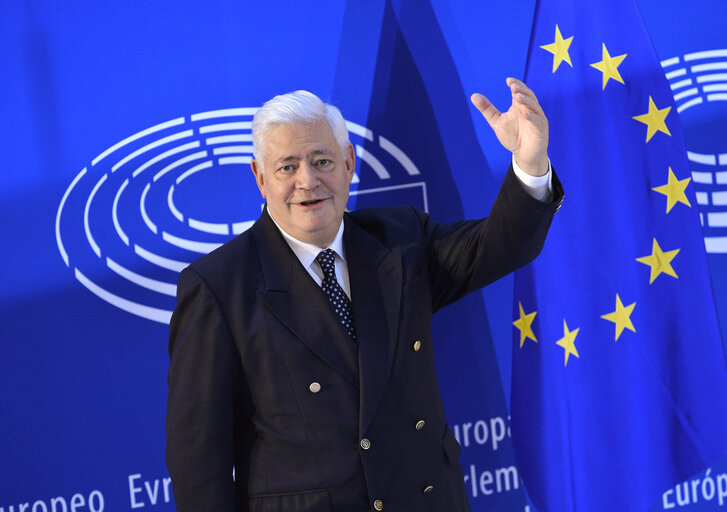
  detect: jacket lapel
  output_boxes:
[344,214,402,435]
[254,210,359,387]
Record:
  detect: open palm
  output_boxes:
[471,78,549,176]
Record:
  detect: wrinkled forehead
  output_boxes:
[264,120,342,160]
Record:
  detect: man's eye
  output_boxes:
[279,165,295,173]
[317,159,331,167]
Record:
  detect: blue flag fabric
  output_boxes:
[511,1,727,510]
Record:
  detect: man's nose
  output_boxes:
[296,162,319,189]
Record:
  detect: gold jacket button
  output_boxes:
[360,438,371,450]
[413,340,422,351]
[309,382,321,393]
[415,420,425,430]
[423,485,434,494]
[373,499,384,510]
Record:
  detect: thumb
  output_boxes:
[471,93,501,129]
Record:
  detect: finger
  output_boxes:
[516,96,547,120]
[513,92,544,115]
[508,78,542,104]
[506,77,530,92]
[511,83,538,105]
[519,105,548,125]
[471,93,501,128]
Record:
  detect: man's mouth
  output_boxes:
[297,199,325,206]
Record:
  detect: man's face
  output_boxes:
[251,119,355,248]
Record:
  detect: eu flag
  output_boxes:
[511,1,727,510]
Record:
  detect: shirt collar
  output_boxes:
[269,213,346,269]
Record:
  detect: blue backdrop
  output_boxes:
[2,1,726,511]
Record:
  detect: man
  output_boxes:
[166,81,562,511]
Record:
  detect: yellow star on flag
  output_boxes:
[601,294,636,341]
[636,238,680,284]
[513,302,538,348]
[652,167,691,213]
[632,96,672,142]
[556,319,580,367]
[590,43,627,90]
[541,25,573,73]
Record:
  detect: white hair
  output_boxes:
[251,90,349,171]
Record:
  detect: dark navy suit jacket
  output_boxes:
[166,166,563,512]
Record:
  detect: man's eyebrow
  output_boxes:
[309,149,336,157]
[274,149,335,165]
[275,155,300,164]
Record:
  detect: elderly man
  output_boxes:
[166,81,562,512]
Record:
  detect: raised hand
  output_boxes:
[471,78,549,176]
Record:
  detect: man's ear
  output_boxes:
[251,160,266,198]
[344,143,356,184]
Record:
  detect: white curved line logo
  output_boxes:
[55,107,424,323]
[663,48,727,253]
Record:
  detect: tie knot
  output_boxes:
[316,249,337,278]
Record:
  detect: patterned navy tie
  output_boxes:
[315,249,357,341]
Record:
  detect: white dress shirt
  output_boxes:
[272,218,352,299]
[512,156,552,202]
[270,157,552,296]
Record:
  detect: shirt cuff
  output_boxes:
[512,156,553,202]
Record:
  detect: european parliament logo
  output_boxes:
[55,108,426,323]
[663,48,727,253]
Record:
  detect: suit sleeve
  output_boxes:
[166,266,240,511]
[425,165,563,312]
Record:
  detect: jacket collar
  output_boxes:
[253,208,359,387]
